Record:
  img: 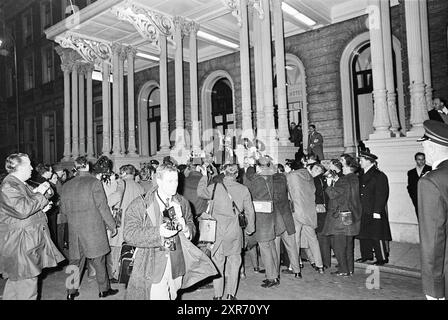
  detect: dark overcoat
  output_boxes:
[245,168,276,242]
[314,175,329,233]
[418,159,448,299]
[0,175,64,280]
[273,173,295,236]
[407,165,432,211]
[323,173,362,237]
[358,167,392,240]
[60,171,116,259]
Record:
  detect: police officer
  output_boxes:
[417,120,448,300]
[356,150,392,265]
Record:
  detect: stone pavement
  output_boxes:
[0,256,423,300]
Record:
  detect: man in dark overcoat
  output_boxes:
[356,151,392,265]
[407,152,432,218]
[418,120,448,300]
[60,156,118,300]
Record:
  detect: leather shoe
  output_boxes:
[261,279,280,288]
[294,272,302,279]
[98,288,119,298]
[373,259,389,266]
[227,294,237,300]
[213,296,222,300]
[355,258,373,263]
[66,292,79,300]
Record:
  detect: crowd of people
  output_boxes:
[1,112,448,300]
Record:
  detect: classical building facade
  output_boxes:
[1,0,447,243]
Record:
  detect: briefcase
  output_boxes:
[198,218,217,243]
[118,243,136,287]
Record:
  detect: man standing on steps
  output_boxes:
[61,156,118,300]
[418,120,448,300]
[407,152,432,219]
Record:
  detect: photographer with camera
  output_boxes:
[124,163,216,300]
[197,163,255,300]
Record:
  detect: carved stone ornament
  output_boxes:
[222,0,242,26]
[55,32,112,66]
[249,0,264,19]
[112,1,175,45]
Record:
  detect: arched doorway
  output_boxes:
[137,80,160,156]
[200,70,236,156]
[340,32,405,153]
[274,53,309,149]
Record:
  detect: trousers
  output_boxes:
[67,252,110,295]
[275,231,301,273]
[3,277,38,300]
[332,235,354,273]
[258,240,279,280]
[359,239,388,261]
[294,220,323,268]
[317,232,332,268]
[212,243,242,298]
[150,255,183,300]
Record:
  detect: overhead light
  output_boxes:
[197,30,239,49]
[136,52,159,61]
[281,2,316,26]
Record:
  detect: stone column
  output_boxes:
[126,46,137,155]
[111,44,121,155]
[273,0,289,145]
[61,63,72,161]
[71,63,79,158]
[85,64,94,159]
[159,35,171,153]
[239,0,253,140]
[261,0,276,148]
[380,0,400,136]
[419,0,432,110]
[189,22,201,151]
[102,61,111,155]
[173,16,185,147]
[405,0,428,136]
[119,47,126,154]
[78,65,86,156]
[367,0,392,139]
[253,9,265,140]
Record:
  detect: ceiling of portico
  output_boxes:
[46,0,399,73]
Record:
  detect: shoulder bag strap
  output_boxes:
[220,182,241,215]
[207,182,219,216]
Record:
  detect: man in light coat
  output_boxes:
[197,163,255,300]
[60,156,118,300]
[286,160,324,273]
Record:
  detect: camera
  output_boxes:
[162,206,178,251]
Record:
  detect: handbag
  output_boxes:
[252,177,273,213]
[118,243,136,287]
[333,210,353,226]
[112,180,126,228]
[199,183,218,243]
[220,182,247,229]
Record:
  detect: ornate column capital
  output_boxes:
[173,16,188,37]
[249,0,264,19]
[186,21,200,36]
[222,0,242,26]
[55,32,112,67]
[125,46,137,59]
[112,2,175,46]
[84,63,95,76]
[119,46,128,61]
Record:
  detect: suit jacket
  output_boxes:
[197,175,255,256]
[407,165,432,209]
[308,132,324,160]
[418,159,448,299]
[286,169,317,228]
[60,171,116,259]
[0,174,64,280]
[358,167,392,240]
[428,109,448,123]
